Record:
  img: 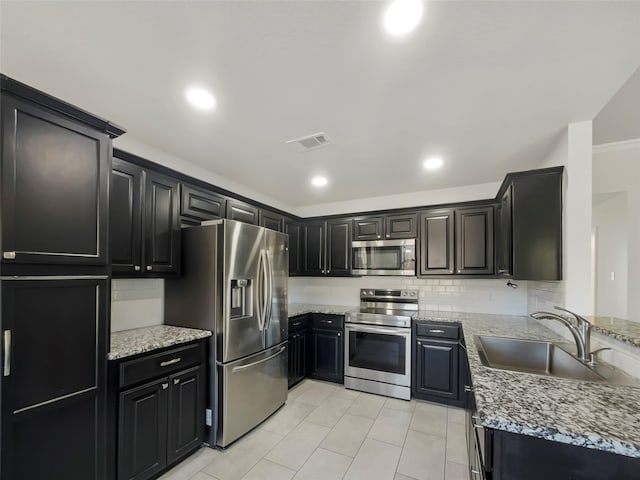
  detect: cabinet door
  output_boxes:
[419,209,454,275]
[180,183,226,222]
[353,216,384,240]
[144,171,180,275]
[285,221,302,276]
[385,213,417,239]
[295,332,307,384]
[167,366,204,465]
[1,94,109,265]
[302,221,325,275]
[226,199,259,225]
[456,206,494,275]
[260,210,284,232]
[496,185,513,276]
[414,339,459,400]
[326,219,351,276]
[118,378,168,480]
[288,335,297,388]
[310,329,343,384]
[111,159,144,274]
[1,277,108,480]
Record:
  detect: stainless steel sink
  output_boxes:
[475,335,605,382]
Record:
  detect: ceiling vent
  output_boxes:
[285,132,333,152]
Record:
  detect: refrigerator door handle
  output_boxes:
[260,249,270,331]
[256,251,265,331]
[264,250,273,330]
[231,346,286,372]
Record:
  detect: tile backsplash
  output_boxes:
[111,278,164,332]
[288,276,529,315]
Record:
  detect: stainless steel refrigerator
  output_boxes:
[165,219,288,448]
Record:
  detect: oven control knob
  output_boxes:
[410,291,416,297]
[401,291,406,296]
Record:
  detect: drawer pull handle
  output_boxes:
[162,383,168,390]
[173,378,181,385]
[160,357,181,367]
[3,251,15,260]
[464,385,474,392]
[3,330,11,377]
[134,265,141,271]
[429,329,445,334]
[293,322,301,326]
[320,320,333,324]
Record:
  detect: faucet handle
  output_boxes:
[589,347,611,366]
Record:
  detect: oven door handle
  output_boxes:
[345,324,411,336]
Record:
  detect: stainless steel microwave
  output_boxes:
[351,239,416,276]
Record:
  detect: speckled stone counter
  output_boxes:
[587,315,640,349]
[414,310,640,458]
[288,303,356,317]
[109,325,212,360]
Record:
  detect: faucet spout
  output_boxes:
[529,310,588,362]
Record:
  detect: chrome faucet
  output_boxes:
[529,306,593,364]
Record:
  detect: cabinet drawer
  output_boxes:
[312,314,344,330]
[289,315,309,333]
[415,323,459,340]
[119,342,205,389]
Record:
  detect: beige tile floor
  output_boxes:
[159,379,469,480]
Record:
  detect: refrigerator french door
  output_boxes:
[165,219,288,448]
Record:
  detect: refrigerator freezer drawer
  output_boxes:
[217,342,287,447]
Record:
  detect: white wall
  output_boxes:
[295,182,501,218]
[289,277,529,315]
[592,139,640,320]
[111,279,164,332]
[592,193,628,318]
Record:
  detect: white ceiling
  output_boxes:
[2,1,640,210]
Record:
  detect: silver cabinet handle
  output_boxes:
[386,234,390,238]
[377,235,381,238]
[327,270,330,274]
[3,251,15,260]
[3,330,11,377]
[320,320,333,324]
[160,357,181,367]
[173,378,180,385]
[464,385,474,392]
[146,265,153,271]
[134,265,141,271]
[162,383,168,390]
[429,329,445,334]
[417,341,422,346]
[232,346,286,372]
[337,332,341,337]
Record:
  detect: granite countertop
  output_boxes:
[414,311,640,458]
[288,303,356,317]
[587,316,640,349]
[109,325,212,360]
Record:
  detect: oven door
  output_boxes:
[344,323,411,386]
[351,239,415,276]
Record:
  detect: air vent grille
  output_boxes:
[285,132,333,152]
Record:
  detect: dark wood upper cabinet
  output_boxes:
[455,206,494,275]
[285,220,302,276]
[353,213,417,241]
[111,155,180,277]
[144,171,180,275]
[509,169,563,280]
[111,160,144,274]
[302,219,351,276]
[226,199,259,225]
[496,184,513,276]
[302,221,325,275]
[326,219,351,276]
[180,183,226,223]
[385,213,417,239]
[259,210,284,232]
[419,209,455,275]
[1,94,110,265]
[353,216,384,240]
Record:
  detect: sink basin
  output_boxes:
[475,335,604,382]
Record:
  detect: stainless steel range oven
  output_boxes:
[344,288,418,400]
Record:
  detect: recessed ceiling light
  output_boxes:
[384,0,424,36]
[185,86,216,111]
[311,176,328,187]
[423,157,443,170]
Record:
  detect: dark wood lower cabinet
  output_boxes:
[288,332,308,388]
[309,315,344,384]
[110,342,205,480]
